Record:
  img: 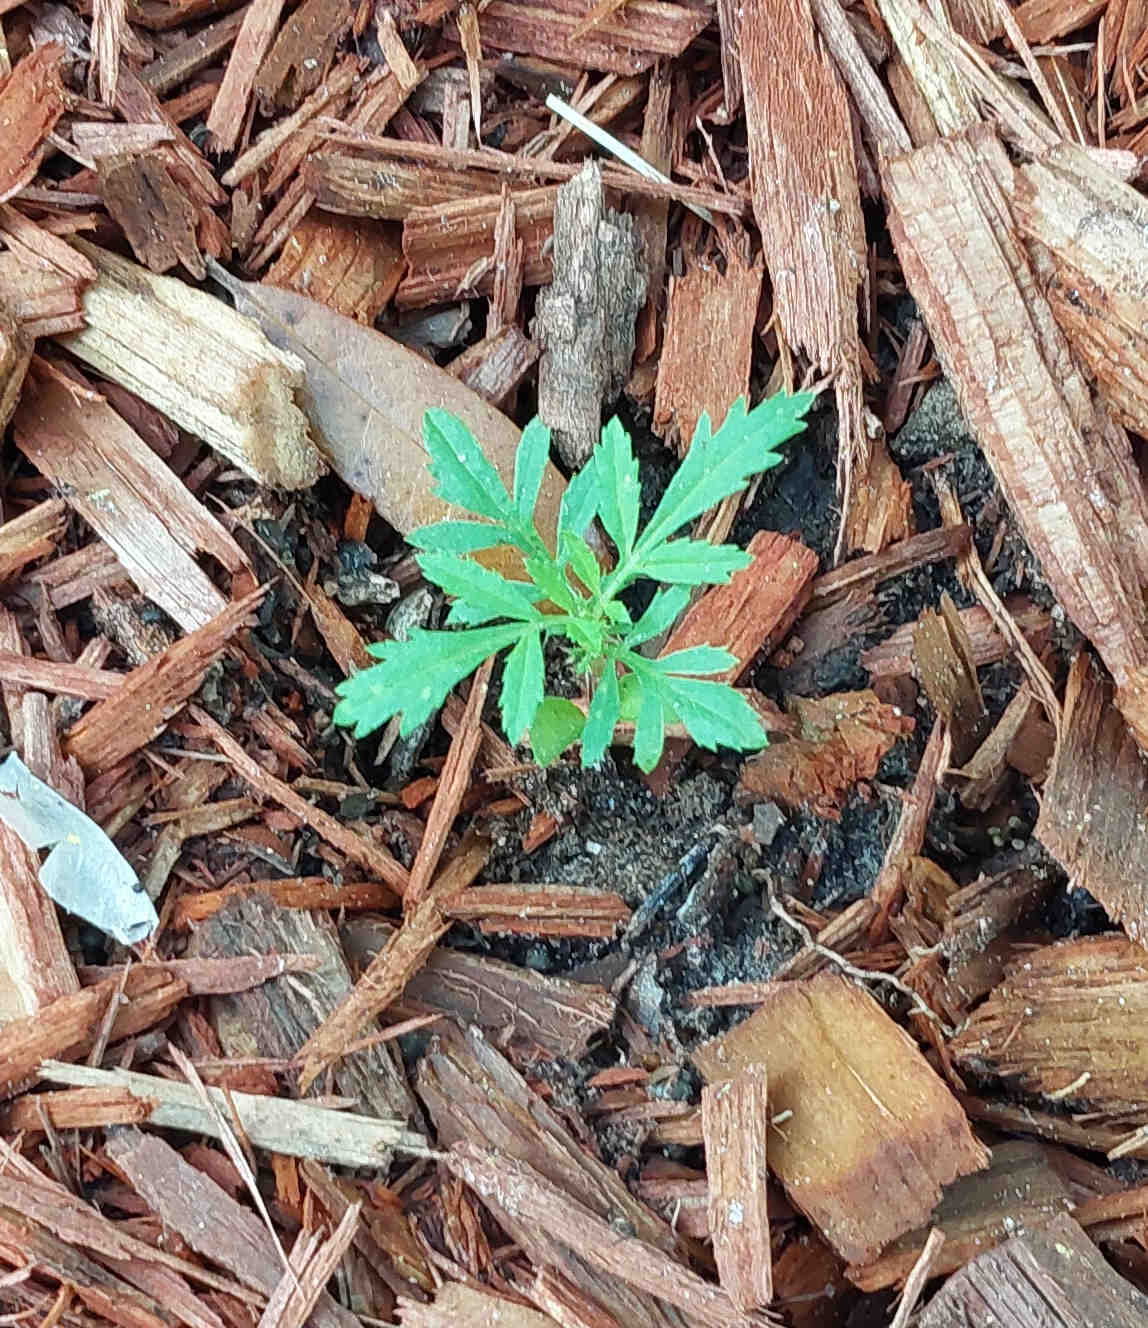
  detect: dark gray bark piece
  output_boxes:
[534,161,646,468]
[188,892,417,1137]
[920,1212,1148,1328]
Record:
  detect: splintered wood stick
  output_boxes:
[702,1067,772,1311]
[41,1061,430,1167]
[0,970,186,1090]
[63,592,264,775]
[447,1142,765,1328]
[188,703,409,892]
[296,661,493,1091]
[884,125,1148,752]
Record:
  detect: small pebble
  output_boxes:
[753,801,786,847]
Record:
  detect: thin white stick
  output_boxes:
[544,93,714,225]
[889,1227,946,1328]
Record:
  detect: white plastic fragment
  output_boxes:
[544,93,714,225]
[0,753,157,946]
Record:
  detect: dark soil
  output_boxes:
[445,358,1087,1079]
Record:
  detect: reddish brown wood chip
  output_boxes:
[0,44,67,201]
[736,690,914,818]
[702,1066,772,1311]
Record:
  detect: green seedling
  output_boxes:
[334,392,814,772]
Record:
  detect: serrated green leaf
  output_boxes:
[595,416,640,559]
[624,586,690,647]
[410,520,513,554]
[523,554,578,612]
[618,671,642,722]
[333,623,527,739]
[604,599,631,629]
[581,667,620,766]
[559,459,601,538]
[653,645,739,676]
[632,682,666,773]
[563,617,606,658]
[514,417,551,521]
[424,408,514,524]
[632,664,766,753]
[637,540,751,586]
[500,629,544,744]
[530,696,585,766]
[560,530,602,595]
[417,551,542,625]
[637,392,814,553]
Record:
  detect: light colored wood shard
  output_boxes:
[12,361,249,633]
[50,1065,425,1170]
[702,1066,772,1311]
[949,935,1148,1108]
[205,0,286,151]
[884,125,1148,751]
[1011,142,1148,439]
[873,0,979,139]
[693,972,989,1263]
[399,1283,561,1328]
[653,245,763,454]
[59,241,322,490]
[738,0,866,547]
[1035,653,1148,941]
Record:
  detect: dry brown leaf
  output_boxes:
[205,262,580,578]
